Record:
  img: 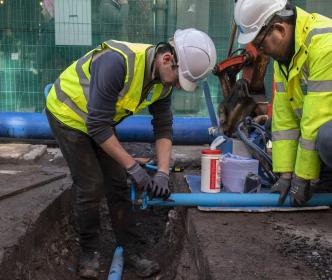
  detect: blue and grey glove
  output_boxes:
[271,177,291,205]
[151,171,171,199]
[290,176,312,207]
[126,162,153,192]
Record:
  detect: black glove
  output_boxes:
[150,171,171,199]
[290,176,312,207]
[126,162,153,192]
[271,177,291,205]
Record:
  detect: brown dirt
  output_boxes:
[7,193,192,279]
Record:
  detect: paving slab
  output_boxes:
[0,144,47,162]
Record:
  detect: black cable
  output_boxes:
[230,48,246,57]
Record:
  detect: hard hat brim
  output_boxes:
[178,73,197,92]
[237,29,259,45]
[174,28,198,92]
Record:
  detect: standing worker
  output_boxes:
[46,28,216,279]
[234,0,332,206]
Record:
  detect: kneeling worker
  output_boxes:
[234,0,332,206]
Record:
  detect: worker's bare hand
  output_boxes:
[290,176,312,207]
[271,177,291,205]
[126,162,153,192]
[150,171,171,199]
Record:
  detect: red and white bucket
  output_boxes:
[201,149,221,193]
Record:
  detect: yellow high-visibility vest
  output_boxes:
[272,7,332,179]
[46,40,172,133]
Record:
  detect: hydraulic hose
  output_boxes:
[236,118,278,183]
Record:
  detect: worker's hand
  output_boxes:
[270,177,291,205]
[290,176,312,207]
[150,171,171,199]
[126,162,153,192]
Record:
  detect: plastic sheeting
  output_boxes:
[220,153,259,193]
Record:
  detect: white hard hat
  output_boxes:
[234,0,287,44]
[173,28,217,92]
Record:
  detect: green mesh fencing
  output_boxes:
[0,0,331,115]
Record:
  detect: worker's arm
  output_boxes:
[270,65,301,205]
[86,51,172,198]
[294,39,332,180]
[271,65,300,174]
[148,92,173,173]
[87,51,143,167]
[100,134,135,168]
[148,92,173,198]
[87,51,125,146]
[155,138,172,174]
[86,51,152,191]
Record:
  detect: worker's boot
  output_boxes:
[125,252,160,278]
[78,251,100,279]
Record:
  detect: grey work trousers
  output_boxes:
[317,120,332,169]
[46,109,139,252]
[317,120,332,185]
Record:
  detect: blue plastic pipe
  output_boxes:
[144,193,332,208]
[108,246,124,280]
[0,113,213,144]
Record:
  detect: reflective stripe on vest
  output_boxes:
[308,80,332,92]
[159,84,171,99]
[73,41,136,103]
[299,137,317,151]
[275,82,286,92]
[305,27,332,47]
[294,108,303,118]
[54,78,87,122]
[272,130,300,141]
[104,40,135,98]
[76,52,94,100]
[52,51,95,122]
[301,63,309,81]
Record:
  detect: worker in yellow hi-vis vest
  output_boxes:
[46,28,216,279]
[234,0,332,206]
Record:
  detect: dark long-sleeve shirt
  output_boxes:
[86,51,173,144]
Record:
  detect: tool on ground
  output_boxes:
[244,172,262,193]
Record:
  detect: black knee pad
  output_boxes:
[317,121,332,168]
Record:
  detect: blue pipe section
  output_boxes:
[143,193,332,208]
[0,112,53,139]
[0,113,213,144]
[108,246,124,280]
[203,80,219,128]
[44,83,53,99]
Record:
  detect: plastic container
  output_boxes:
[220,153,259,193]
[201,149,221,193]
